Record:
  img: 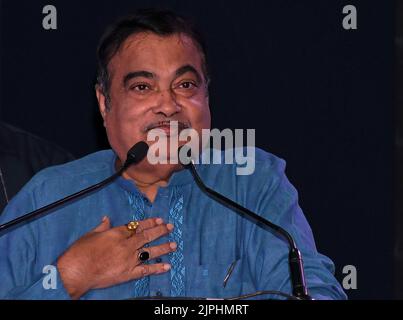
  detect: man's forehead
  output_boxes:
[122,32,197,52]
[109,32,203,76]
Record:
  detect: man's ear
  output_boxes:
[95,85,108,125]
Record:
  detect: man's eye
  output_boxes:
[178,82,196,89]
[131,84,150,91]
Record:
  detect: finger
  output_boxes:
[130,223,174,248]
[141,242,177,260]
[117,218,165,238]
[131,263,171,279]
[136,218,165,233]
[92,216,111,233]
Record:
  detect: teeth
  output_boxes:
[147,121,187,131]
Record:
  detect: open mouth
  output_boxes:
[145,121,189,135]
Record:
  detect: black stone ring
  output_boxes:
[138,250,150,262]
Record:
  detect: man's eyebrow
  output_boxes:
[175,65,202,83]
[123,71,154,87]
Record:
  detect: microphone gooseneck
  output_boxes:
[0,141,149,234]
[178,146,311,300]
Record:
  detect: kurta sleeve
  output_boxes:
[0,181,71,299]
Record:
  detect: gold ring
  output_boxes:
[126,221,139,232]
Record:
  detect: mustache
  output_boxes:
[144,120,191,132]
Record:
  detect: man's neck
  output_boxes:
[122,171,168,203]
[116,158,181,203]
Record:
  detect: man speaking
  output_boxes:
[0,8,346,300]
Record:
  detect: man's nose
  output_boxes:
[153,89,181,117]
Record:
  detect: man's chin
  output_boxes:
[123,161,183,184]
[137,159,184,174]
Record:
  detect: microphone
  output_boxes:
[0,141,149,234]
[178,146,312,300]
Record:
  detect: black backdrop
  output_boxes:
[0,0,395,299]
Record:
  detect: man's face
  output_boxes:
[96,32,211,173]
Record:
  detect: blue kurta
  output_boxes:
[0,148,347,300]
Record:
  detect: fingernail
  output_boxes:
[155,218,163,225]
[170,242,177,249]
[163,264,171,271]
[167,224,174,231]
[102,216,108,222]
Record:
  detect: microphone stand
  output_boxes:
[0,142,149,234]
[183,158,312,300]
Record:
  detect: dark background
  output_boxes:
[0,0,396,299]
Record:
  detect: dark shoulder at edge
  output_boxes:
[0,121,75,163]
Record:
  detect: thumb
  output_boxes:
[92,216,111,233]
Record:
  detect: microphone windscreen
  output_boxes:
[125,141,149,166]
